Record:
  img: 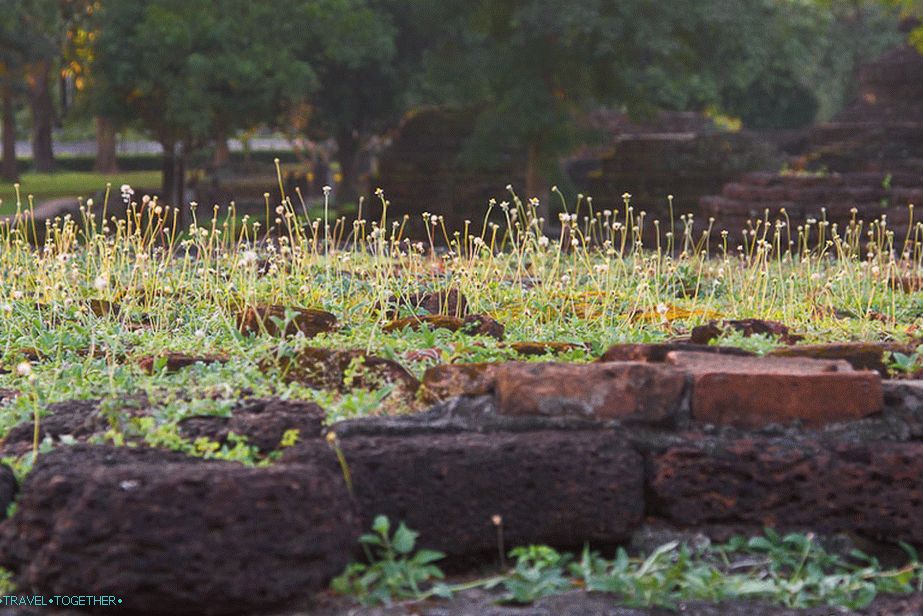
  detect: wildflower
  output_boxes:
[16,361,31,377]
[120,184,134,203]
[240,250,258,266]
[323,185,332,196]
[86,198,94,207]
[93,275,108,292]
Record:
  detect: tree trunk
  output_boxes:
[27,61,55,173]
[524,139,550,223]
[213,136,231,168]
[161,141,175,203]
[1,76,17,182]
[336,130,362,201]
[93,116,119,174]
[175,149,185,209]
[161,141,187,226]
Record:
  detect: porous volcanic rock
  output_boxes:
[505,341,589,356]
[690,319,801,345]
[421,363,499,402]
[0,444,359,615]
[0,465,16,519]
[237,304,337,338]
[383,314,505,340]
[136,351,228,374]
[383,288,468,319]
[285,429,644,557]
[651,437,923,544]
[1,399,113,456]
[178,397,326,451]
[268,347,419,397]
[493,362,687,425]
[598,342,754,363]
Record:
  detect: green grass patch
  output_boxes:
[0,171,162,215]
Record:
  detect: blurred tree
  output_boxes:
[92,0,316,209]
[16,0,63,173]
[418,0,902,199]
[890,0,923,47]
[285,0,397,200]
[60,0,120,173]
[0,5,26,182]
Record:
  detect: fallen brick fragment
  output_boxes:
[237,304,337,338]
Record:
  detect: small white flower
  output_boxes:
[240,250,258,266]
[86,198,94,207]
[93,275,108,292]
[16,361,32,377]
[322,185,332,196]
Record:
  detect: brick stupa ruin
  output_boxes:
[700,44,923,245]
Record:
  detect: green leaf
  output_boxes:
[372,515,390,538]
[412,549,445,565]
[391,522,418,554]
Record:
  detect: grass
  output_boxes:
[0,171,162,215]
[0,169,920,471]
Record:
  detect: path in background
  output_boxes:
[13,136,292,158]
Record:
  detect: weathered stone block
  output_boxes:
[0,444,358,615]
[286,430,644,556]
[651,437,923,544]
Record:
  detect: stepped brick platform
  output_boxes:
[568,111,778,228]
[373,107,525,239]
[701,45,923,241]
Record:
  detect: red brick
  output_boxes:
[493,361,686,424]
[665,351,882,428]
[768,342,912,376]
